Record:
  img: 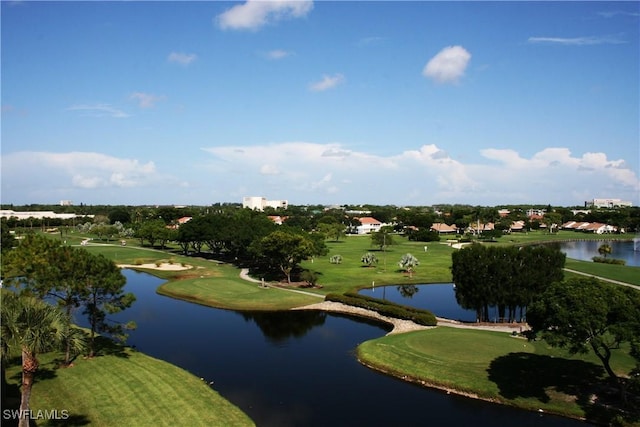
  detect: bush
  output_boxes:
[592,256,626,265]
[325,292,437,326]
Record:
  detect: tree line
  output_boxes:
[451,243,566,322]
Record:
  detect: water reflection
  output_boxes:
[104,269,587,426]
[241,310,328,344]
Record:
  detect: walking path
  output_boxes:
[239,269,526,335]
[563,268,640,290]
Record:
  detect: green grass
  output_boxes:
[3,338,254,426]
[565,258,640,286]
[357,327,636,424]
[78,232,637,309]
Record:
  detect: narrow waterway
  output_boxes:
[102,269,589,426]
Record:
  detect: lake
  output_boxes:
[558,239,640,267]
[103,269,588,426]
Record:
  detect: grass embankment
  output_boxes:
[73,231,639,424]
[3,338,254,427]
[357,328,636,423]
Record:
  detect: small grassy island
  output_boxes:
[2,224,639,426]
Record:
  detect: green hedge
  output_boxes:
[592,256,626,265]
[325,292,437,326]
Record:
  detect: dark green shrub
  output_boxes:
[592,256,626,265]
[325,292,437,326]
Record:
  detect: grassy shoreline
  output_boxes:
[3,338,254,426]
[53,231,640,425]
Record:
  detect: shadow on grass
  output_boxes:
[487,352,639,425]
[41,414,91,426]
[488,352,602,403]
[92,335,130,359]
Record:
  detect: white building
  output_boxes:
[0,210,88,220]
[242,196,288,211]
[588,198,633,208]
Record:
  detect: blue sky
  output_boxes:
[2,1,639,207]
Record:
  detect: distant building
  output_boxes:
[60,200,73,206]
[586,198,633,208]
[354,217,384,234]
[242,196,288,211]
[0,210,89,220]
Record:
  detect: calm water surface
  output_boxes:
[103,269,588,426]
[559,239,640,267]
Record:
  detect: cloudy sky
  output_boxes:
[2,1,638,207]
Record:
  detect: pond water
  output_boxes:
[360,283,478,322]
[558,239,640,267]
[99,269,587,426]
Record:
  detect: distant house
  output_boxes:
[562,221,616,234]
[430,223,458,234]
[583,222,617,234]
[167,216,192,229]
[509,220,525,232]
[268,215,286,225]
[467,222,494,234]
[355,217,383,234]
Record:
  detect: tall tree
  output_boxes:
[3,235,134,361]
[251,230,320,283]
[598,243,613,259]
[1,291,86,427]
[528,277,640,403]
[370,227,395,250]
[75,252,136,357]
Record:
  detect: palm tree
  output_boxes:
[1,291,86,427]
[598,243,612,259]
[361,252,379,267]
[398,253,420,278]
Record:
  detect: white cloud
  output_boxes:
[265,49,293,60]
[216,0,313,31]
[527,36,626,45]
[201,142,639,205]
[309,73,345,92]
[66,103,129,118]
[422,45,471,84]
[130,92,166,109]
[167,52,197,65]
[1,151,160,196]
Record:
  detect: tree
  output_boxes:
[598,243,612,259]
[317,222,345,241]
[398,253,419,278]
[1,218,15,252]
[361,252,378,267]
[251,230,319,283]
[1,291,86,427]
[135,219,167,247]
[108,207,131,225]
[528,277,640,403]
[543,212,562,233]
[451,243,565,323]
[76,252,136,357]
[3,235,134,361]
[370,228,395,250]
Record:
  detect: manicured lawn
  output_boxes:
[565,258,640,286]
[80,232,638,310]
[357,327,635,423]
[3,338,254,426]
[157,273,322,311]
[299,235,456,295]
